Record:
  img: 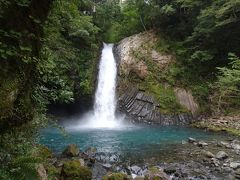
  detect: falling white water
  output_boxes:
[92,43,119,128]
[67,43,124,130]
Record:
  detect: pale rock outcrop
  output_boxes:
[115,31,199,125]
[174,88,199,115]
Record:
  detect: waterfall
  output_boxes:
[92,43,118,128]
[68,43,123,129]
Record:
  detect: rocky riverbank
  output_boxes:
[37,135,240,180]
[193,115,240,136]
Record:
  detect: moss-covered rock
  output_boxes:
[144,167,169,180]
[102,172,129,180]
[61,160,92,180]
[45,164,61,180]
[33,145,53,160]
[62,144,80,157]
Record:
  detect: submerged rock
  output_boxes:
[62,144,80,157]
[61,160,92,179]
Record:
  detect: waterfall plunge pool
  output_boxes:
[39,125,228,163]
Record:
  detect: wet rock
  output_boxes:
[235,169,240,179]
[202,150,214,158]
[231,143,240,150]
[222,167,232,173]
[215,151,228,160]
[219,141,230,148]
[164,166,176,174]
[211,158,220,167]
[61,160,92,180]
[197,141,208,147]
[62,144,80,157]
[92,162,107,180]
[130,165,142,176]
[85,147,97,156]
[230,162,240,170]
[109,154,120,163]
[102,163,112,169]
[181,140,187,144]
[36,164,47,180]
[188,137,196,143]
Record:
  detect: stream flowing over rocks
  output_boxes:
[41,136,240,180]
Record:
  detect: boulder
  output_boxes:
[62,144,80,157]
[36,164,48,180]
[85,147,97,156]
[215,151,228,160]
[230,162,240,170]
[130,165,142,176]
[202,150,214,158]
[231,143,240,150]
[61,160,92,180]
[197,141,208,147]
[188,137,196,143]
[164,166,176,174]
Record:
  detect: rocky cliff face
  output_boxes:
[114,31,199,125]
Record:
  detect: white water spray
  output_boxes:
[68,43,123,129]
[92,43,119,128]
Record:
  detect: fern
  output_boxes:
[10,156,42,180]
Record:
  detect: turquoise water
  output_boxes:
[39,125,224,157]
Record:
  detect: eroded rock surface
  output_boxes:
[118,87,193,125]
[174,88,199,115]
[114,31,200,125]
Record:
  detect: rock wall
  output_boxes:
[118,87,193,125]
[114,31,199,125]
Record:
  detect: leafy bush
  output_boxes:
[212,53,240,113]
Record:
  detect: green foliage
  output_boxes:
[95,0,144,43]
[212,53,240,113]
[61,160,92,180]
[102,172,128,180]
[141,76,187,113]
[0,122,45,179]
[37,0,99,106]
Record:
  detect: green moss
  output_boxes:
[102,173,128,180]
[45,164,61,180]
[139,76,188,114]
[33,145,53,160]
[148,167,160,174]
[61,160,92,180]
[192,123,240,137]
[0,76,19,117]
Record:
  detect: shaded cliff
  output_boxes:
[114,31,199,125]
